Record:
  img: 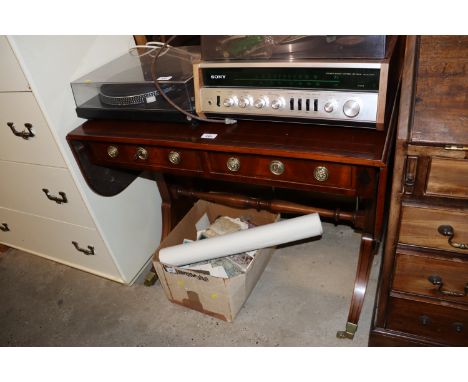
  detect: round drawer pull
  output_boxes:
[107,145,119,158]
[452,322,464,333]
[168,151,182,165]
[314,166,329,182]
[227,157,241,172]
[269,160,285,176]
[0,223,10,232]
[135,147,149,161]
[419,315,431,326]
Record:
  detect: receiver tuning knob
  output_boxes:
[223,97,236,107]
[238,96,251,108]
[324,101,336,113]
[271,98,285,110]
[254,97,268,109]
[343,100,360,118]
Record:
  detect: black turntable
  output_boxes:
[71,46,199,123]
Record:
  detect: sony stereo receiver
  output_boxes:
[194,36,404,129]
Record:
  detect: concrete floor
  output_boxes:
[0,222,380,346]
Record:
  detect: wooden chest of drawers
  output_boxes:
[369,36,468,346]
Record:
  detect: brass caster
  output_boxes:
[144,271,158,287]
[336,322,358,340]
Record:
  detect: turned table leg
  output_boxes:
[337,234,376,339]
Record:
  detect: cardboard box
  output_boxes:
[153,200,279,322]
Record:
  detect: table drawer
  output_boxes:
[0,93,65,167]
[386,297,468,346]
[0,207,121,281]
[88,142,204,174]
[426,157,468,199]
[207,152,356,192]
[393,250,468,305]
[0,160,94,228]
[399,205,468,254]
[0,36,30,91]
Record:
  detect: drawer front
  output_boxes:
[426,158,468,199]
[399,205,468,254]
[0,160,94,228]
[207,152,356,193]
[0,93,65,167]
[0,36,30,91]
[0,207,121,281]
[393,251,468,305]
[386,297,468,346]
[88,142,203,174]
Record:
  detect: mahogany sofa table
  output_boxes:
[67,117,395,339]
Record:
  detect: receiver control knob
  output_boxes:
[238,96,250,108]
[271,98,285,110]
[324,101,335,113]
[223,97,236,107]
[254,97,267,109]
[343,100,360,118]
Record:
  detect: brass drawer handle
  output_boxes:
[227,157,240,172]
[428,275,468,297]
[438,225,468,250]
[7,122,35,140]
[72,241,95,256]
[107,145,119,158]
[135,147,149,161]
[42,189,68,204]
[269,160,285,176]
[0,223,10,232]
[168,151,181,165]
[314,166,329,182]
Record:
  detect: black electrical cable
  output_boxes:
[150,36,237,125]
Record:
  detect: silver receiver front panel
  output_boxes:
[199,88,379,123]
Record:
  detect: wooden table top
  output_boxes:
[68,119,393,168]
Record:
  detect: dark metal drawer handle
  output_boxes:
[428,275,468,297]
[438,225,468,250]
[72,241,95,256]
[419,315,431,326]
[7,122,35,140]
[0,223,10,232]
[42,189,68,204]
[453,322,464,333]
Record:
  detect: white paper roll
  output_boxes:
[159,213,323,266]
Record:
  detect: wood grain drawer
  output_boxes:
[0,207,121,282]
[88,142,203,174]
[386,297,468,346]
[400,204,468,254]
[207,152,356,193]
[0,36,30,91]
[0,93,65,167]
[426,157,468,199]
[393,250,468,305]
[0,160,94,228]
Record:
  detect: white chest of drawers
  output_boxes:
[0,36,162,284]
